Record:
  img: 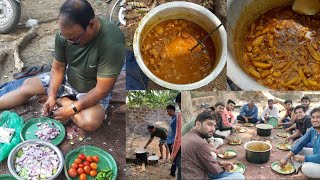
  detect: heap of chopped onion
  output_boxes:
[35,122,60,141]
[15,144,60,179]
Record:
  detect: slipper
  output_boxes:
[13,66,41,79]
[40,64,51,73]
[12,64,52,79]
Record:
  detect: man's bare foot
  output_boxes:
[163,158,168,163]
[292,171,308,180]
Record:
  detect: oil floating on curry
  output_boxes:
[242,7,320,90]
[141,19,216,84]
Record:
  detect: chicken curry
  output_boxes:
[242,7,320,90]
[141,19,216,84]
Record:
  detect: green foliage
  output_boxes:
[127,90,179,109]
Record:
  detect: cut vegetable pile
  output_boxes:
[96,168,113,180]
[35,122,60,141]
[14,144,60,179]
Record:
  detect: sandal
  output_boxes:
[12,64,51,79]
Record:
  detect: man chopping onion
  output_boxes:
[0,0,125,131]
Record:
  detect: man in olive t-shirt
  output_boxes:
[0,0,125,131]
[144,125,169,160]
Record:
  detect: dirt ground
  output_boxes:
[126,117,175,179]
[0,0,126,179]
[222,125,294,179]
[125,0,227,90]
[126,136,175,180]
[0,71,126,179]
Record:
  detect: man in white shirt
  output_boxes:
[259,99,280,124]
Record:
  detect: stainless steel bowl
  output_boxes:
[133,1,227,90]
[7,140,64,180]
[227,0,293,90]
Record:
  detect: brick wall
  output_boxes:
[191,96,216,112]
[126,107,171,135]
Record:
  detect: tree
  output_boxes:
[127,90,179,109]
[181,91,192,124]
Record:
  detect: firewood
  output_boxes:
[13,27,38,70]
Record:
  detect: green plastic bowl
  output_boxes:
[64,145,117,180]
[20,117,65,145]
[0,174,16,180]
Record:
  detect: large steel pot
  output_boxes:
[133,1,227,90]
[244,141,272,164]
[256,124,273,136]
[227,0,293,90]
[134,148,148,164]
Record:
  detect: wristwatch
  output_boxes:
[70,103,79,114]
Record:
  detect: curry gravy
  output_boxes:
[141,19,216,84]
[242,7,320,90]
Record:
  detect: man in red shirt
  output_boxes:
[222,99,236,127]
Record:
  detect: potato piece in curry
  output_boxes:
[242,7,320,90]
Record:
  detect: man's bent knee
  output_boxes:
[301,162,320,178]
[20,77,45,96]
[74,115,103,132]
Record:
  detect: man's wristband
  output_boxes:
[70,103,79,114]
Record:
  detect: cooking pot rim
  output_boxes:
[135,149,147,154]
[244,141,272,152]
[256,124,273,129]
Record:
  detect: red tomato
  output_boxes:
[79,153,86,160]
[90,170,97,177]
[79,173,87,180]
[90,162,98,170]
[86,156,93,162]
[83,161,90,166]
[74,158,82,164]
[83,165,91,174]
[77,167,84,175]
[71,163,78,169]
[68,168,77,178]
[78,163,84,168]
[92,155,99,163]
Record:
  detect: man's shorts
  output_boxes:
[159,139,167,145]
[39,72,112,110]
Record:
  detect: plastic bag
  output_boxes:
[0,111,23,162]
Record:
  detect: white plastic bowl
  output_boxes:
[133,1,227,90]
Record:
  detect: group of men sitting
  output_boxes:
[181,96,320,179]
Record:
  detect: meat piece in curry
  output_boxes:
[242,7,320,90]
[142,19,216,84]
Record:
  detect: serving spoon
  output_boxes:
[189,23,223,52]
[292,0,320,15]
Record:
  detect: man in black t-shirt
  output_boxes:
[287,105,312,145]
[144,125,169,160]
